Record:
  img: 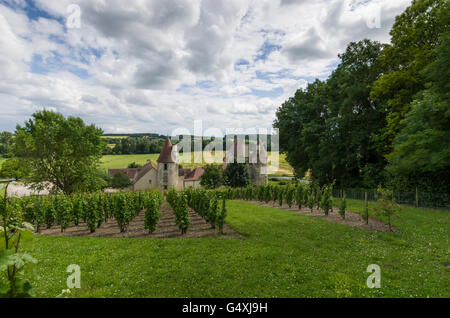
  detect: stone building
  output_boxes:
[108,137,204,191]
[108,136,268,191]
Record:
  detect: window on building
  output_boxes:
[163,173,168,183]
[164,164,168,171]
[163,186,168,190]
[149,179,152,184]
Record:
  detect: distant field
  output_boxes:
[0,153,294,176]
[100,152,294,176]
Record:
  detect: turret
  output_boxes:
[157,137,179,190]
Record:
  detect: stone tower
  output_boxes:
[157,137,180,190]
[252,139,269,186]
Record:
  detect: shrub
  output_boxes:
[338,192,346,219]
[71,195,84,226]
[278,187,284,206]
[144,192,162,234]
[320,185,333,216]
[295,184,306,210]
[111,172,132,189]
[43,197,55,229]
[0,184,37,298]
[224,163,250,188]
[307,188,315,213]
[201,164,223,189]
[85,195,99,233]
[375,186,401,231]
[285,186,295,208]
[54,196,72,233]
[208,194,219,229]
[112,193,134,232]
[217,197,227,234]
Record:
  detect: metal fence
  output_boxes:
[333,188,450,209]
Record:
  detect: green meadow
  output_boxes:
[100,152,294,176]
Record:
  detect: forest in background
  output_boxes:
[274,0,449,194]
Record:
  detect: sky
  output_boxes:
[0,0,412,135]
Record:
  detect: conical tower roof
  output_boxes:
[157,137,175,163]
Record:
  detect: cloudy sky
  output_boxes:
[0,0,411,135]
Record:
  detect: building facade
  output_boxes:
[108,136,269,191]
[108,138,204,191]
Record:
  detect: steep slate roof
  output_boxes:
[108,160,157,181]
[108,168,139,179]
[157,137,175,163]
[179,168,192,177]
[134,160,157,183]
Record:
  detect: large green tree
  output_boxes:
[13,110,106,194]
[224,163,250,188]
[370,0,448,155]
[275,40,386,187]
[200,164,223,189]
[0,132,13,158]
[386,25,450,193]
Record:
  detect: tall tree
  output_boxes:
[386,25,450,193]
[224,163,250,188]
[275,40,386,187]
[13,110,106,194]
[0,131,14,158]
[370,0,448,155]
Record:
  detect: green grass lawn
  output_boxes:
[21,199,449,298]
[100,153,294,176]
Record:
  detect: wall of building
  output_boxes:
[250,163,268,186]
[133,169,157,191]
[157,163,182,190]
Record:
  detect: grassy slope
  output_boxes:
[100,153,294,176]
[22,199,449,298]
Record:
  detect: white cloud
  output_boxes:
[0,0,412,134]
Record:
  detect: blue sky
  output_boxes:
[0,0,411,134]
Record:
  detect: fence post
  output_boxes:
[364,191,369,225]
[415,187,419,208]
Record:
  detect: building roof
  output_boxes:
[134,160,157,183]
[108,168,140,179]
[183,167,205,181]
[157,137,176,163]
[108,160,157,182]
[179,168,192,177]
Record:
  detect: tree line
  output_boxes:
[274,0,449,194]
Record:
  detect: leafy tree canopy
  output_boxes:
[200,164,223,189]
[370,0,448,154]
[224,163,250,188]
[13,110,106,194]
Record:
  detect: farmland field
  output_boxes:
[22,199,449,298]
[0,153,294,176]
[100,152,294,176]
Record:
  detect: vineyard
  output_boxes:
[2,181,397,238]
[2,183,448,297]
[209,183,393,232]
[3,187,239,238]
